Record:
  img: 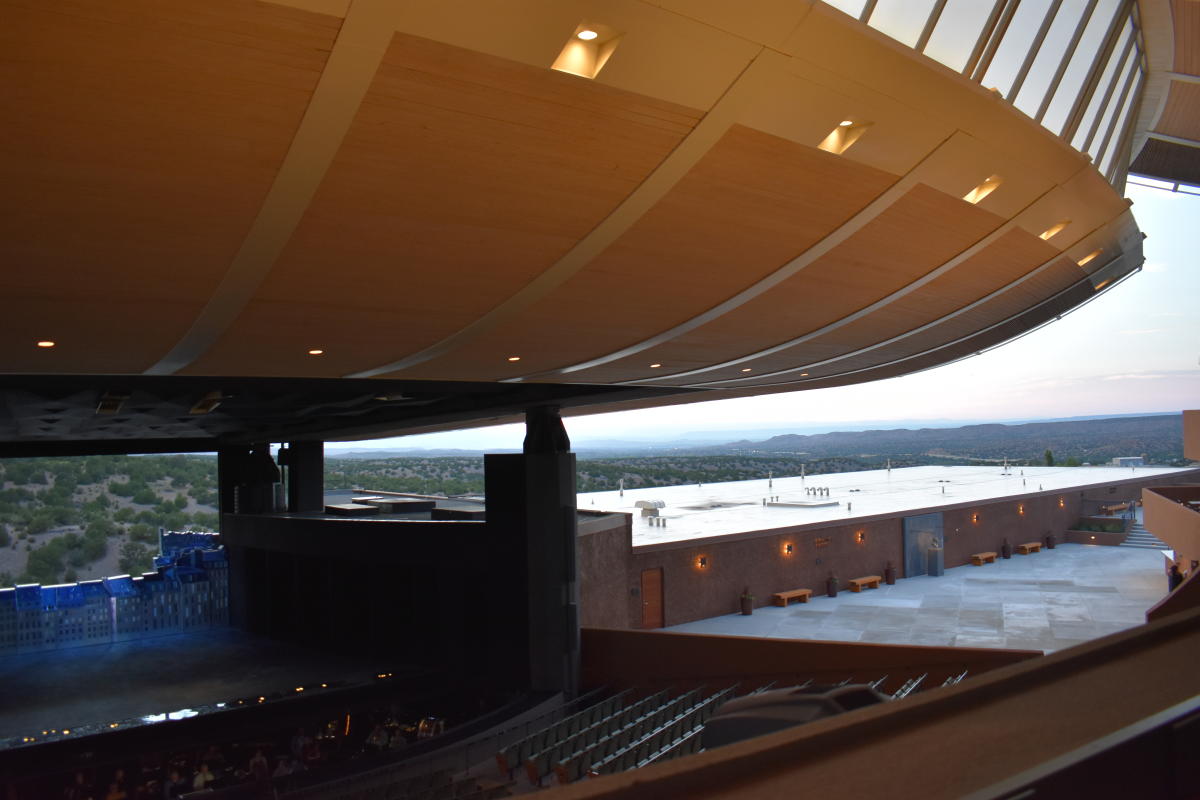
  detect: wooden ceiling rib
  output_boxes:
[383,125,900,381]
[1153,81,1200,141]
[571,183,1006,385]
[0,0,338,374]
[184,32,702,378]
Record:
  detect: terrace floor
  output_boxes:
[664,542,1171,653]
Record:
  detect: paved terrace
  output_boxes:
[664,542,1170,654]
[576,465,1196,546]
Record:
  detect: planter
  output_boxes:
[884,563,897,585]
[739,596,754,616]
[1001,540,1012,559]
[1045,533,1056,550]
[826,577,839,598]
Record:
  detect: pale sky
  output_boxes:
[335,183,1198,451]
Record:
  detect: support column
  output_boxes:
[285,441,325,513]
[484,406,579,696]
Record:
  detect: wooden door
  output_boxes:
[640,567,664,629]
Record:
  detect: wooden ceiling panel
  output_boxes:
[1172,0,1200,75]
[391,125,899,380]
[1153,81,1200,141]
[570,183,1005,384]
[1,0,338,373]
[186,32,702,378]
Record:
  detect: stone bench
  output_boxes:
[1016,541,1042,554]
[771,588,813,607]
[970,551,997,566]
[848,575,881,592]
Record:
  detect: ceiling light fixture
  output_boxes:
[838,119,854,126]
[649,363,661,368]
[36,340,55,348]
[308,349,324,355]
[741,368,752,372]
[507,356,521,362]
[577,29,598,40]
[800,372,810,377]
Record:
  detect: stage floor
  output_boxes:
[0,628,395,742]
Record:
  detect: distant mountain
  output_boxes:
[685,414,1186,464]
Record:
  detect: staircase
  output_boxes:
[1120,520,1171,551]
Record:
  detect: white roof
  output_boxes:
[576,465,1197,546]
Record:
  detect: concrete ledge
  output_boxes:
[1064,530,1127,546]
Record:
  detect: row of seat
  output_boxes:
[494,689,630,776]
[554,687,733,785]
[523,689,672,785]
[588,689,733,779]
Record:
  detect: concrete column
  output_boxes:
[285,440,324,513]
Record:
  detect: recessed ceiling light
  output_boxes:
[577,29,598,40]
[741,368,752,372]
[507,356,521,362]
[649,363,661,368]
[308,349,324,355]
[800,372,809,377]
[838,119,854,127]
[36,340,55,348]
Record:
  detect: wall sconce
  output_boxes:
[855,531,866,545]
[1018,504,1025,516]
[697,556,708,569]
[1059,498,1065,509]
[972,513,980,524]
[783,543,794,555]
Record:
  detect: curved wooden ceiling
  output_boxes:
[0,0,1148,432]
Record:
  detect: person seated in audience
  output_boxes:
[247,749,270,781]
[162,770,188,799]
[103,783,126,800]
[191,763,215,792]
[366,724,390,751]
[290,727,312,761]
[271,756,295,778]
[63,771,94,800]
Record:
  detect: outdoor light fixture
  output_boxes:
[507,356,521,362]
[698,556,708,569]
[972,513,980,524]
[741,368,752,372]
[855,531,866,544]
[784,543,794,555]
[1059,498,1065,508]
[1018,504,1025,515]
[650,363,661,368]
[800,372,809,377]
